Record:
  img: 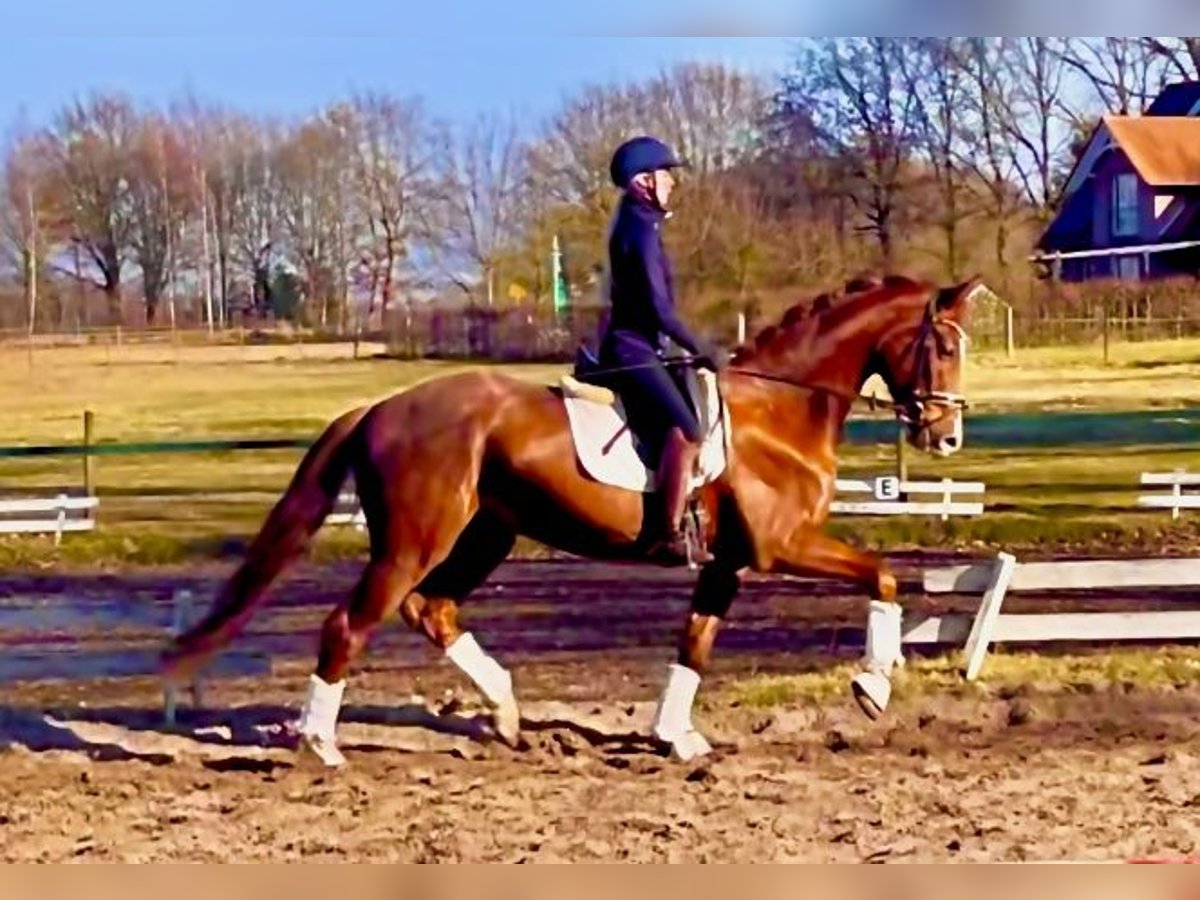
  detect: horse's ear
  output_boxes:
[937,274,984,318]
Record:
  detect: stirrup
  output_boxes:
[651,520,712,570]
[684,500,714,566]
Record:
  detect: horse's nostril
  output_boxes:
[938,434,961,453]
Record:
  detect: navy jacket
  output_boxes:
[600,194,705,362]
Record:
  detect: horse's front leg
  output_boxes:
[650,562,740,762]
[764,528,903,721]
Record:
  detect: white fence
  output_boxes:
[327,492,365,530]
[906,551,1200,680]
[326,477,988,529]
[0,493,98,545]
[1138,471,1200,519]
[831,477,985,519]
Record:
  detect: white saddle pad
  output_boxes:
[560,367,731,493]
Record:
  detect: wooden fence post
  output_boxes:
[895,425,909,492]
[83,410,95,496]
[1102,306,1111,366]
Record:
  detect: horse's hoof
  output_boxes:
[851,671,891,721]
[493,699,522,748]
[666,729,713,762]
[299,733,346,768]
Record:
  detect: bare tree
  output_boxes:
[1057,37,1162,117]
[781,38,924,267]
[645,63,769,289]
[998,37,1075,214]
[276,116,354,326]
[126,114,196,323]
[439,111,527,304]
[335,93,438,321]
[226,118,284,319]
[958,37,1026,278]
[1141,37,1200,82]
[40,93,139,321]
[0,131,50,332]
[901,37,975,279]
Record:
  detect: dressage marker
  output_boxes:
[909,551,1200,680]
[831,476,984,520]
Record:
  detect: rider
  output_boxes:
[598,135,720,565]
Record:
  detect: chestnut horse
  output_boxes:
[162,273,977,764]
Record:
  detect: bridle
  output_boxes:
[722,295,970,432]
[886,295,970,435]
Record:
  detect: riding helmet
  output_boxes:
[609,136,686,189]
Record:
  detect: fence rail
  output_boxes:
[11,309,1200,362]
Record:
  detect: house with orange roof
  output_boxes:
[1035,81,1200,282]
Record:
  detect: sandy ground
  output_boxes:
[0,556,1198,863]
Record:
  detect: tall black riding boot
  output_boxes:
[651,429,713,566]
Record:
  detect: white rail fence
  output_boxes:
[906,551,1200,680]
[1138,471,1200,519]
[327,492,366,530]
[0,493,98,545]
[326,476,988,529]
[831,477,985,519]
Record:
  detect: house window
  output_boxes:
[1112,172,1139,237]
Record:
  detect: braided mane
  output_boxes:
[730,274,929,365]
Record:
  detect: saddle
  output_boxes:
[558,343,732,566]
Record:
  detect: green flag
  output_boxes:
[552,234,568,314]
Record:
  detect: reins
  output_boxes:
[572,293,972,429]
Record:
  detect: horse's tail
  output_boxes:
[161,403,372,679]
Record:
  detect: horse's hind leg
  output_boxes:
[297,556,424,766]
[297,503,484,766]
[400,511,520,745]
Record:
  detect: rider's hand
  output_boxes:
[696,343,728,371]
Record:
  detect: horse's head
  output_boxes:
[871,276,978,457]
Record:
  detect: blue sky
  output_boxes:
[2,1,798,130]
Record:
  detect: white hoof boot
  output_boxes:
[296,673,347,766]
[851,670,892,720]
[653,663,713,760]
[299,732,346,768]
[666,729,713,762]
[493,697,522,747]
[446,632,521,744]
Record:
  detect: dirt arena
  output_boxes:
[1,555,1198,863]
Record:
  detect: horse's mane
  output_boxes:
[730,273,930,364]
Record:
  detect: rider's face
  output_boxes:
[653,168,675,208]
[633,170,676,209]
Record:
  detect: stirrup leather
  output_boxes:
[682,498,713,569]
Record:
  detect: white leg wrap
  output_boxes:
[298,673,345,739]
[652,663,701,742]
[445,632,513,707]
[297,673,347,767]
[863,600,903,673]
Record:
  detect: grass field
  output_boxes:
[3,335,1200,568]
